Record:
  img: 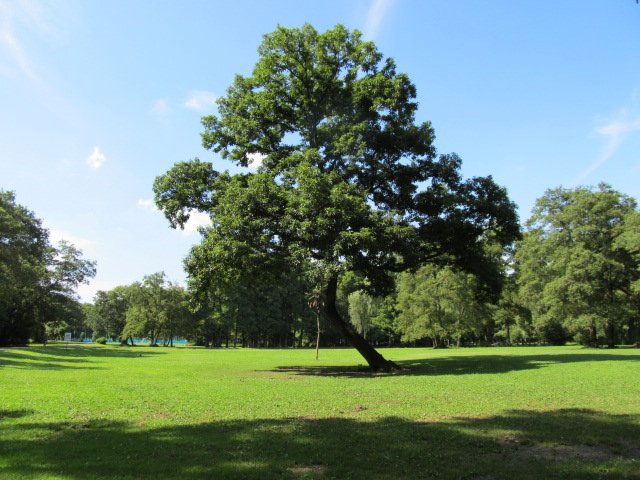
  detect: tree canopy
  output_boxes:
[0,191,96,345]
[517,184,639,347]
[154,24,519,369]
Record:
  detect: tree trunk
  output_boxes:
[324,275,399,371]
[315,313,321,360]
[588,323,598,347]
[606,321,615,348]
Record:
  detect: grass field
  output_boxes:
[1,344,639,479]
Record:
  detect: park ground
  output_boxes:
[1,345,639,479]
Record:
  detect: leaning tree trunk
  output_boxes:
[324,276,400,371]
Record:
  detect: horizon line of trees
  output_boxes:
[2,183,639,349]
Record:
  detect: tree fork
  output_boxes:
[324,276,400,371]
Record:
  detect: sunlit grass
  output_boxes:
[1,344,639,479]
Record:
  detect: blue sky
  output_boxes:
[1,0,639,302]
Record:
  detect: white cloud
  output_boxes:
[137,198,156,211]
[573,95,640,185]
[49,228,97,252]
[138,198,208,235]
[77,279,121,303]
[246,152,266,169]
[182,210,211,235]
[363,0,395,39]
[87,146,106,169]
[183,90,217,111]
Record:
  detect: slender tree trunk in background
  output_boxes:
[589,323,598,347]
[324,276,399,371]
[633,318,640,347]
[606,321,615,348]
[315,313,321,360]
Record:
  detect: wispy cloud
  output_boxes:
[0,0,78,119]
[87,146,106,169]
[183,90,217,111]
[363,0,395,39]
[49,228,97,252]
[573,93,640,185]
[137,198,157,211]
[77,279,121,303]
[0,0,71,84]
[0,0,41,84]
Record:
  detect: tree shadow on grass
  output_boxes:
[0,346,166,370]
[0,408,638,479]
[0,409,33,421]
[272,352,640,378]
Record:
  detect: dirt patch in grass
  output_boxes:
[288,464,327,476]
[499,435,640,462]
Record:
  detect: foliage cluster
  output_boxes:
[517,184,640,347]
[85,272,195,346]
[0,191,95,345]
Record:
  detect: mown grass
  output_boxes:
[1,344,639,479]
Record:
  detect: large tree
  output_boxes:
[0,191,95,345]
[0,191,50,345]
[517,185,638,347]
[154,24,519,370]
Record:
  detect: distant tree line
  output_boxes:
[84,273,195,346]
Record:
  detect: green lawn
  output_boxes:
[1,345,639,479]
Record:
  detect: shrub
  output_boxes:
[94,337,107,345]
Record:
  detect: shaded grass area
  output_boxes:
[1,409,639,479]
[0,346,165,370]
[272,352,640,377]
[1,345,640,479]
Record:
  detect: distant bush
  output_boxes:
[537,319,568,346]
[94,337,107,345]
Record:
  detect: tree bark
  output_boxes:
[324,275,400,371]
[315,313,320,360]
[606,321,615,348]
[589,323,598,347]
